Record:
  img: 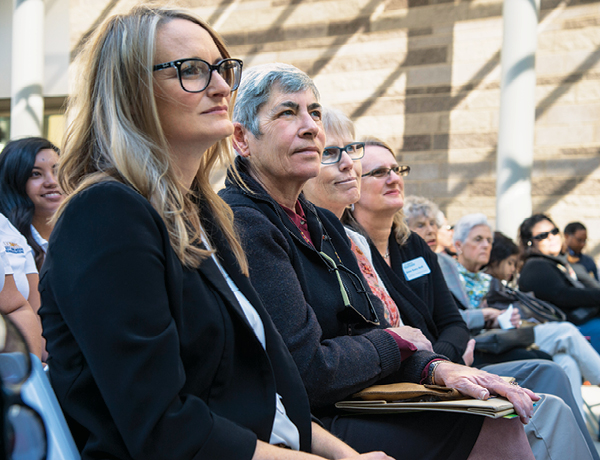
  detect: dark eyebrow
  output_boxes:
[268,101,299,117]
[308,102,322,111]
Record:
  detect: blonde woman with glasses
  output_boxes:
[37,6,389,460]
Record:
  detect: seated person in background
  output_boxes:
[486,231,600,418]
[519,214,600,354]
[436,213,551,367]
[221,62,538,460]
[0,242,42,358]
[0,213,40,331]
[435,210,457,257]
[564,221,599,281]
[301,116,597,460]
[403,196,438,250]
[0,137,63,270]
[38,7,389,460]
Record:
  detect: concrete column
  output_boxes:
[10,0,45,139]
[495,0,540,240]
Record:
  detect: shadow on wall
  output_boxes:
[71,0,600,250]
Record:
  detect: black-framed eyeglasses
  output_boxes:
[361,165,411,178]
[0,316,47,460]
[153,58,243,93]
[319,252,380,327]
[531,227,559,242]
[322,142,365,165]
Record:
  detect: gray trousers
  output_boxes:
[484,359,597,460]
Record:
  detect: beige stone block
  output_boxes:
[408,33,455,50]
[449,109,493,133]
[537,50,600,78]
[536,103,600,125]
[447,132,497,149]
[544,27,600,53]
[406,65,453,87]
[399,152,449,163]
[592,125,600,144]
[315,70,406,98]
[407,162,443,180]
[451,57,501,86]
[354,116,405,140]
[447,158,494,179]
[575,80,600,102]
[404,113,445,134]
[535,84,577,106]
[536,157,600,177]
[452,16,503,38]
[453,3,503,25]
[535,124,595,146]
[447,148,496,163]
[452,40,501,62]
[398,4,459,29]
[220,0,368,30]
[444,197,496,220]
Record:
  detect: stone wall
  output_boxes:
[69,0,600,258]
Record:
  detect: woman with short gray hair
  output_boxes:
[437,213,551,366]
[221,63,538,460]
[403,195,440,249]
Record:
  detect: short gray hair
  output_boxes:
[435,210,446,227]
[453,213,492,244]
[233,63,320,137]
[404,196,440,223]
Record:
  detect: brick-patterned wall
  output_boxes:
[70,0,600,260]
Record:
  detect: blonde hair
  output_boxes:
[322,106,355,141]
[362,137,410,246]
[58,4,247,273]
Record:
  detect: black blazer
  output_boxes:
[370,232,471,363]
[39,182,312,460]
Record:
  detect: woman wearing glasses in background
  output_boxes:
[519,214,600,354]
[38,6,390,460]
[305,120,598,460]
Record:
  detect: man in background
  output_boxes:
[564,221,599,281]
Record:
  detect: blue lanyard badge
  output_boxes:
[402,257,431,281]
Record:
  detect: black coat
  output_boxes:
[220,157,444,414]
[519,253,600,324]
[369,231,471,363]
[39,181,312,460]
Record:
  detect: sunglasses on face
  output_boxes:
[531,227,560,242]
[361,165,411,179]
[321,143,365,165]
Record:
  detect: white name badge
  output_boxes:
[402,257,431,281]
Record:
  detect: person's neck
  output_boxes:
[251,169,304,209]
[353,207,393,258]
[32,214,54,241]
[458,256,483,273]
[170,142,210,190]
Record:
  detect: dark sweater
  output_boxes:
[369,231,471,363]
[219,157,445,412]
[519,253,600,324]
